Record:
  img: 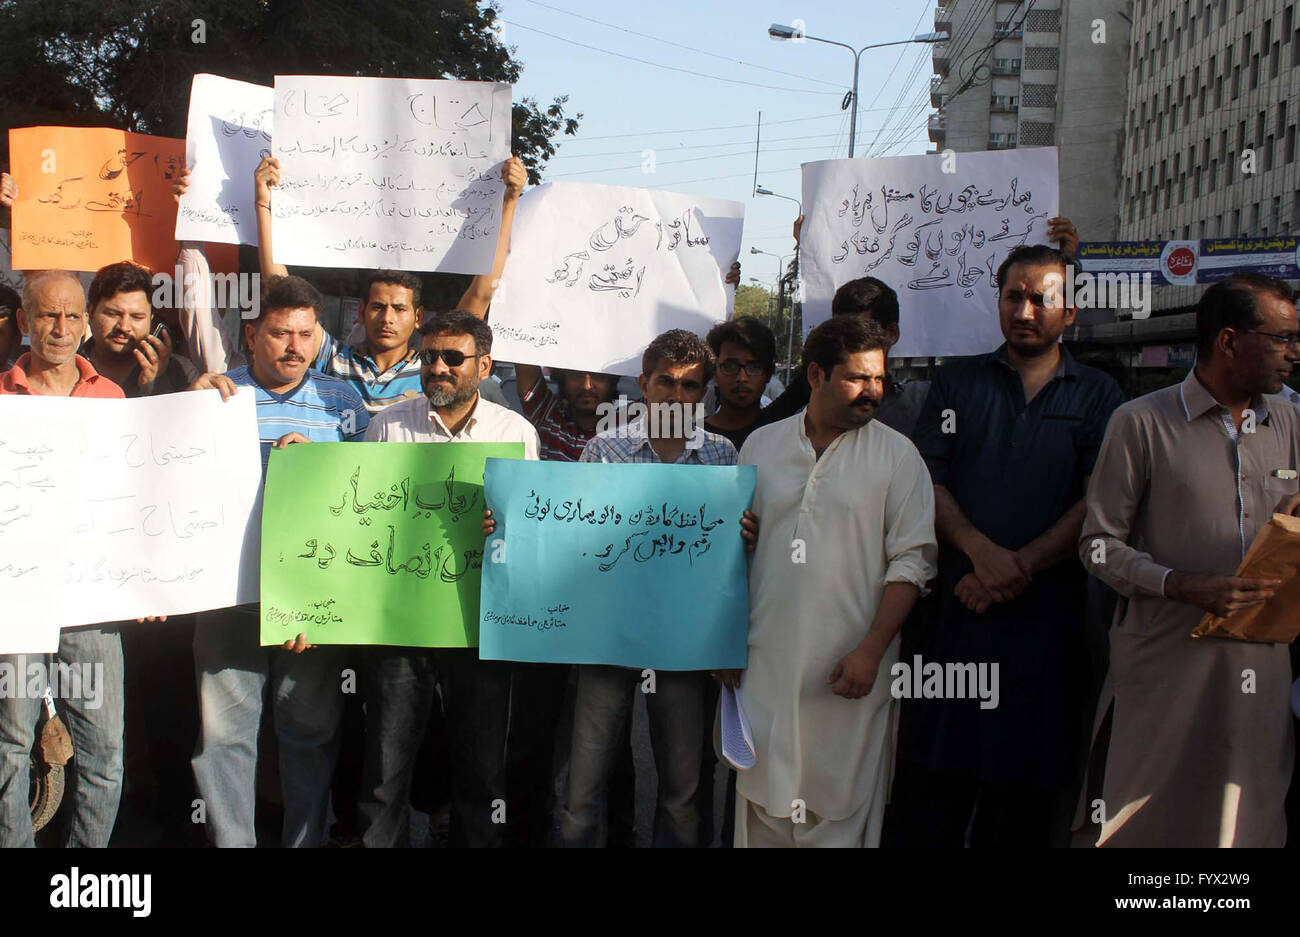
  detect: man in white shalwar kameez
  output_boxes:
[721,316,937,847]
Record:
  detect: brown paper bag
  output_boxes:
[1193,513,1300,643]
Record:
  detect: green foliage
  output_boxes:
[0,0,580,179]
[0,0,580,306]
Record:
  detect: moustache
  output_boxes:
[278,355,305,364]
[106,331,133,342]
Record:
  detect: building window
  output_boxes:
[1024,9,1060,31]
[1023,46,1059,70]
[1018,121,1055,146]
[1272,41,1281,78]
[1021,84,1057,108]
[1287,124,1296,163]
[1266,134,1275,171]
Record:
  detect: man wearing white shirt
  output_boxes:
[362,310,538,848]
[722,316,937,847]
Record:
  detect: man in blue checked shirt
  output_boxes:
[560,329,738,848]
[186,275,369,847]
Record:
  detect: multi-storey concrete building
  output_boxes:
[1122,0,1300,312]
[929,0,1130,243]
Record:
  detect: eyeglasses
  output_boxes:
[1245,329,1300,348]
[419,348,483,367]
[717,360,768,377]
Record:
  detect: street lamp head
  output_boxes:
[755,186,775,196]
[768,23,797,40]
[750,247,764,254]
[913,31,949,43]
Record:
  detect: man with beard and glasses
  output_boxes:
[364,309,538,848]
[186,275,369,847]
[889,244,1123,848]
[80,262,198,396]
[1079,274,1300,847]
[717,316,937,847]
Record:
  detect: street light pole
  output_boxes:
[752,247,795,382]
[768,27,949,157]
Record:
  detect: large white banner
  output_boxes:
[271,75,511,273]
[176,73,274,246]
[0,392,263,652]
[490,182,744,376]
[800,148,1059,357]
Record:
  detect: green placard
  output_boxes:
[260,441,524,647]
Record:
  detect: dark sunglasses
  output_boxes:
[419,348,484,367]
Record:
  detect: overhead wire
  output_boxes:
[502,19,844,96]
[517,0,845,89]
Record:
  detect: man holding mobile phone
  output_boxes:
[81,262,199,397]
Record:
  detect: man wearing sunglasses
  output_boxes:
[363,309,538,848]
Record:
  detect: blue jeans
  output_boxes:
[0,626,126,848]
[191,606,346,847]
[561,665,705,848]
[357,646,439,848]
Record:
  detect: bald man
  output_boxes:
[0,270,127,848]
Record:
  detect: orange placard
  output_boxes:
[9,126,185,275]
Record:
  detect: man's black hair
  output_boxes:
[802,315,889,379]
[706,317,777,373]
[419,309,493,356]
[830,277,900,329]
[367,270,423,309]
[88,261,154,313]
[1195,273,1297,358]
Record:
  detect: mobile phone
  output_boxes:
[150,321,167,342]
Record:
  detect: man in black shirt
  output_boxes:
[754,276,928,439]
[703,317,777,451]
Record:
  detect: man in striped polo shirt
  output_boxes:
[187,275,369,847]
[240,154,526,413]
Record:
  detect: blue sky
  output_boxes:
[498,0,939,288]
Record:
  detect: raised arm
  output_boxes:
[458,155,526,319]
[254,156,289,280]
[169,168,236,372]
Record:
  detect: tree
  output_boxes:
[0,0,581,305]
[733,283,772,325]
[0,0,578,177]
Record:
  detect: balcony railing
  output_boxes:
[990,95,1020,112]
[989,133,1018,149]
[991,58,1021,75]
[930,75,945,106]
[934,47,950,76]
